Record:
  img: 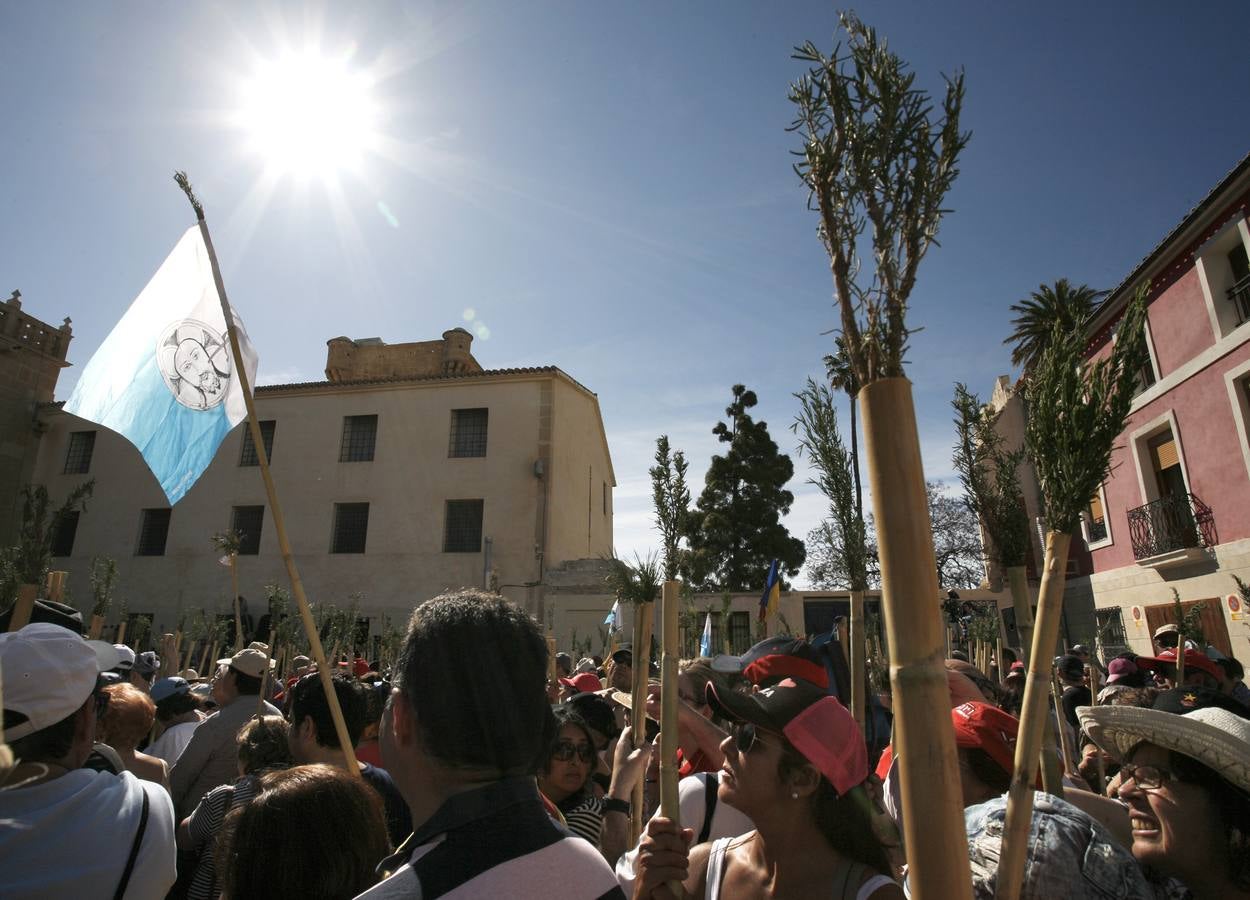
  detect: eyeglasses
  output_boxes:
[552,740,595,764]
[731,721,780,754]
[1120,762,1179,791]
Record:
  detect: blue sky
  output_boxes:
[3,2,1247,586]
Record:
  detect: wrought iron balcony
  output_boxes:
[1230,274,1250,326]
[1127,493,1216,562]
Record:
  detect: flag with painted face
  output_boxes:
[65,226,258,504]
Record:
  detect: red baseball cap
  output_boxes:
[708,677,867,797]
[1136,648,1222,683]
[559,672,603,694]
[951,701,1019,778]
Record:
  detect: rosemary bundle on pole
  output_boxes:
[793,378,869,728]
[175,172,358,774]
[789,14,971,897]
[658,579,682,899]
[606,554,659,844]
[211,529,244,649]
[952,384,1033,661]
[996,286,1149,900]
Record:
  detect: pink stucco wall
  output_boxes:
[1092,337,1250,571]
[1144,269,1217,378]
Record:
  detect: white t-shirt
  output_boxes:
[0,768,176,899]
[615,771,755,896]
[146,719,201,765]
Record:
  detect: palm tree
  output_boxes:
[824,336,862,522]
[1004,279,1106,374]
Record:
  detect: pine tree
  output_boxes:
[684,385,805,591]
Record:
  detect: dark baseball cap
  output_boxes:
[711,636,828,690]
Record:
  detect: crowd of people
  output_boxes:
[2,591,1249,899]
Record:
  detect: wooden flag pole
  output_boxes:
[658,580,683,900]
[1006,566,1033,667]
[850,591,866,731]
[175,172,358,775]
[230,555,243,650]
[860,378,972,900]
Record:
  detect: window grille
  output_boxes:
[137,509,172,556]
[332,503,370,554]
[240,420,276,466]
[444,500,484,552]
[231,506,265,555]
[64,431,96,474]
[340,415,378,462]
[449,409,488,458]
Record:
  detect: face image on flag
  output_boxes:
[64,226,258,505]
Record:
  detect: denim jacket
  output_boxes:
[962,794,1170,900]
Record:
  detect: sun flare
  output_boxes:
[236,50,380,180]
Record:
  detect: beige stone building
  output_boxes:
[0,291,73,545]
[31,327,616,646]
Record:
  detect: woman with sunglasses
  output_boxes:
[1079,689,1250,899]
[539,705,605,844]
[634,677,902,900]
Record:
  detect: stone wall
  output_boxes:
[324,328,481,382]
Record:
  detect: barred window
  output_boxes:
[1095,608,1130,658]
[231,506,265,555]
[240,420,276,466]
[340,415,378,462]
[729,611,751,654]
[444,500,484,552]
[51,511,80,557]
[136,509,172,556]
[449,409,488,458]
[63,431,96,474]
[332,503,370,554]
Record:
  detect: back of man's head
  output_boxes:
[290,672,366,748]
[0,623,100,766]
[395,589,553,775]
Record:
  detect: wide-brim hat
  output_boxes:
[1078,703,1250,794]
[218,646,275,679]
[1135,648,1222,682]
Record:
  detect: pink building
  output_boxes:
[1023,152,1250,659]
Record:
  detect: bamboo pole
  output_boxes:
[46,571,66,603]
[1040,703,1065,796]
[996,531,1072,900]
[230,556,243,650]
[116,620,127,646]
[860,378,972,900]
[1005,566,1033,667]
[176,173,358,774]
[1175,631,1186,686]
[995,636,1004,684]
[850,590,866,731]
[1087,662,1105,794]
[658,581,682,900]
[1050,672,1074,778]
[8,584,38,632]
[629,600,655,845]
[257,628,277,715]
[88,615,105,639]
[181,638,196,673]
[547,635,557,684]
[201,641,216,677]
[159,633,177,679]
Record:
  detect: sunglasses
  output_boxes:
[731,721,780,754]
[551,739,595,764]
[1119,762,1179,791]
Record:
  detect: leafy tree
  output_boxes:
[684,385,805,591]
[806,480,983,590]
[824,337,863,522]
[7,481,95,595]
[1004,279,1105,374]
[649,435,690,582]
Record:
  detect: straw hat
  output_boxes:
[1077,703,1250,794]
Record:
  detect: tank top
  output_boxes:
[704,836,896,900]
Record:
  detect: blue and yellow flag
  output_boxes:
[757,559,780,622]
[65,227,258,505]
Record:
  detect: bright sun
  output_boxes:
[237,50,380,179]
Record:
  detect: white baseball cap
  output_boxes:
[1,623,101,741]
[113,644,136,670]
[217,645,274,679]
